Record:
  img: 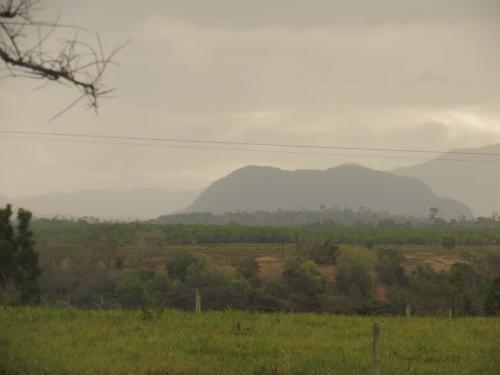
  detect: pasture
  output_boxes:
[1,307,499,374]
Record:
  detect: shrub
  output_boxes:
[365,239,374,249]
[441,235,457,250]
[376,249,408,286]
[335,253,374,298]
[484,277,500,316]
[296,237,339,265]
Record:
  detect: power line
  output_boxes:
[2,134,500,164]
[1,129,500,157]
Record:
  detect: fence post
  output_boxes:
[372,322,381,375]
[448,308,452,318]
[405,303,411,319]
[195,288,201,313]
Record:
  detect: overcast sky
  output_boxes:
[1,0,500,197]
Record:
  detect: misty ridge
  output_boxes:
[5,145,500,224]
[0,189,200,220]
[4,143,500,222]
[184,164,472,220]
[393,143,500,217]
[5,142,500,222]
[4,142,498,222]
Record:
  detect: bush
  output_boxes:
[365,239,374,249]
[115,269,155,309]
[376,249,408,286]
[235,255,260,283]
[484,277,500,316]
[282,258,326,311]
[441,235,457,250]
[335,253,374,298]
[296,237,339,265]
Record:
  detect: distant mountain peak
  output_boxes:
[186,164,472,219]
[392,143,500,217]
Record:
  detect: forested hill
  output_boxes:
[185,164,473,220]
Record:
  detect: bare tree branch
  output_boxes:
[0,0,127,116]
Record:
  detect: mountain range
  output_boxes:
[3,143,499,220]
[185,164,472,220]
[393,143,500,217]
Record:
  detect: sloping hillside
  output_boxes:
[393,144,500,217]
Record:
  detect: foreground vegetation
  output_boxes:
[1,307,499,375]
[33,233,500,315]
[2,207,500,373]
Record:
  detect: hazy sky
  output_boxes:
[1,0,500,197]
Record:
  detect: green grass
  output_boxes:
[1,308,499,374]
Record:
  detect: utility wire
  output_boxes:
[2,135,500,163]
[1,129,500,157]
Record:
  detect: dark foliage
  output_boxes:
[0,204,41,304]
[484,277,500,316]
[296,236,339,265]
[441,235,457,250]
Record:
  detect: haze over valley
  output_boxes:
[6,142,500,220]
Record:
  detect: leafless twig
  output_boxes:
[0,0,127,117]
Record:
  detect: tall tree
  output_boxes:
[0,204,15,286]
[15,208,40,303]
[0,205,40,304]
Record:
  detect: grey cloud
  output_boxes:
[53,0,500,30]
[1,0,500,198]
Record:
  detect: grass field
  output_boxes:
[1,308,499,375]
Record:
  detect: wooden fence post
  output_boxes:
[372,322,381,375]
[405,303,411,319]
[195,288,201,313]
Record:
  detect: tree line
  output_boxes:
[31,218,500,247]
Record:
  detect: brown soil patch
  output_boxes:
[319,265,336,280]
[404,252,470,272]
[375,284,387,301]
[256,258,337,281]
[256,256,283,280]
[61,258,72,271]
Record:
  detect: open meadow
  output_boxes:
[1,307,499,375]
